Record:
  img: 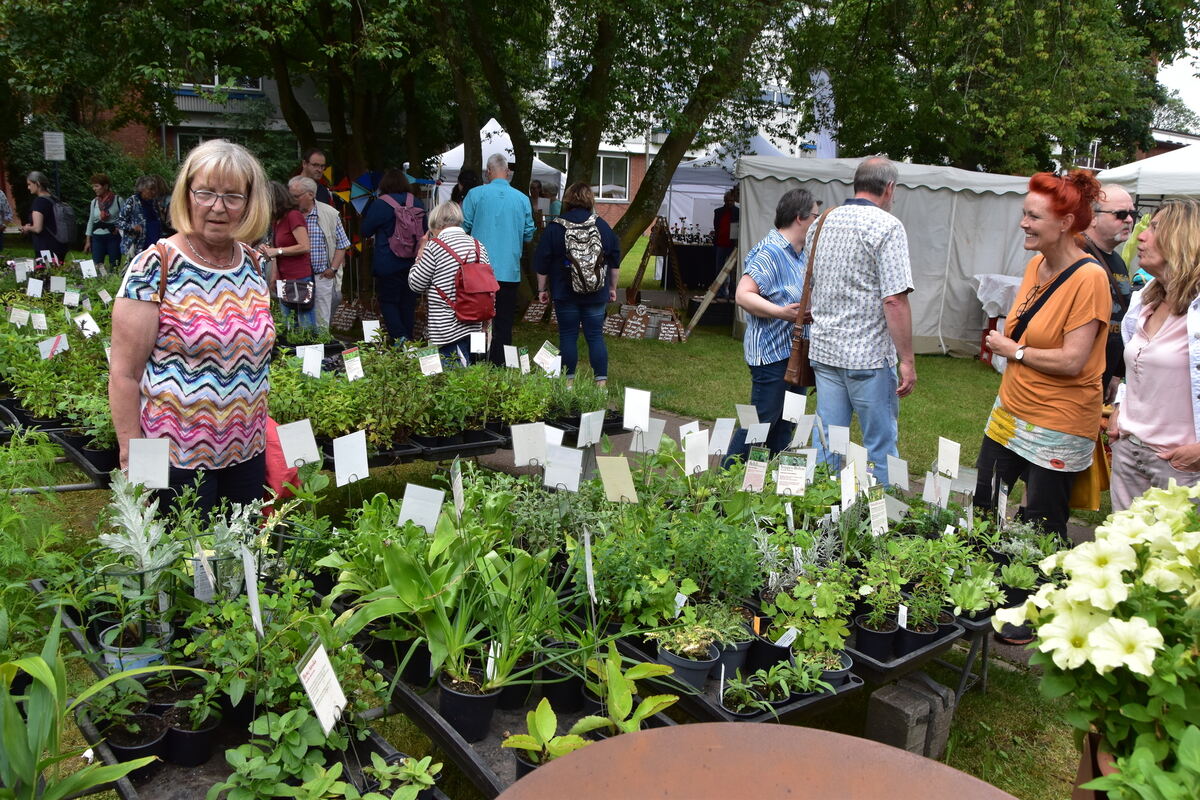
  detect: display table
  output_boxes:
[496,723,1018,799]
[663,243,720,289]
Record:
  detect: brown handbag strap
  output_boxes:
[155,241,171,302]
[796,208,833,325]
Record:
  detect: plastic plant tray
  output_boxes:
[844,622,966,684]
[410,428,508,460]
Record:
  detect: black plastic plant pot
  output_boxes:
[580,685,603,716]
[894,624,940,658]
[514,750,539,780]
[539,666,584,714]
[104,713,168,781]
[163,707,220,767]
[744,636,795,676]
[656,644,718,691]
[1003,585,1034,608]
[496,681,535,711]
[400,640,434,686]
[709,638,753,680]
[936,610,957,637]
[719,690,765,720]
[437,672,502,743]
[81,443,119,473]
[853,615,898,663]
[819,651,854,688]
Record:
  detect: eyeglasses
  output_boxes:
[191,189,247,210]
[1096,209,1136,221]
[307,161,327,169]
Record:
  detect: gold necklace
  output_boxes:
[184,235,237,268]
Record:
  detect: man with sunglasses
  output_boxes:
[1082,185,1135,402]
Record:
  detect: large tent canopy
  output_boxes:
[736,156,1031,355]
[432,118,564,203]
[659,134,788,230]
[1096,144,1200,197]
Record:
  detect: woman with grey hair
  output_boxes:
[20,171,67,260]
[119,175,171,259]
[408,202,493,364]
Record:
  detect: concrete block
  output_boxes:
[900,673,955,760]
[864,672,957,759]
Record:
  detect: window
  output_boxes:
[176,131,242,161]
[592,154,629,201]
[180,69,262,93]
[537,150,568,175]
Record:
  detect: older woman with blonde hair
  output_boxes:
[109,139,274,514]
[1107,199,1200,509]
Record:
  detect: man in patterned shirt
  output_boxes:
[289,176,351,328]
[807,157,916,486]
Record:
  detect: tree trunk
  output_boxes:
[401,71,423,175]
[445,57,481,176]
[267,45,317,152]
[564,13,620,188]
[612,16,771,257]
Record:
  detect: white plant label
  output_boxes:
[26,278,44,298]
[684,429,708,475]
[921,471,938,504]
[81,296,92,311]
[577,410,605,448]
[62,289,80,308]
[673,592,688,618]
[708,418,735,455]
[332,430,368,487]
[73,312,100,338]
[451,458,464,519]
[469,331,486,354]
[8,307,29,327]
[937,436,961,478]
[277,419,321,467]
[39,250,55,264]
[840,464,856,511]
[869,498,889,536]
[128,437,170,488]
[31,311,47,332]
[936,475,953,508]
[276,280,286,298]
[582,527,597,604]
[80,259,97,278]
[596,456,638,503]
[342,347,364,381]
[776,453,807,496]
[782,391,807,423]
[417,346,442,376]
[884,494,911,523]
[897,604,909,631]
[503,344,519,369]
[511,422,548,468]
[240,545,265,639]
[944,524,956,538]
[398,483,445,533]
[828,425,851,455]
[99,289,113,305]
[622,387,651,432]
[741,447,769,493]
[774,626,799,648]
[678,420,701,440]
[485,643,499,682]
[192,544,215,603]
[848,442,870,491]
[297,641,347,736]
[735,404,760,428]
[887,455,910,491]
[785,502,795,531]
[744,422,771,445]
[830,504,841,522]
[544,444,584,492]
[544,426,565,448]
[788,415,816,450]
[361,319,382,343]
[518,347,531,374]
[50,275,67,293]
[15,263,28,283]
[630,417,666,454]
[998,486,1009,529]
[299,344,323,378]
[533,341,560,373]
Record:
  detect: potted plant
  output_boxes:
[746,662,793,708]
[501,698,592,779]
[854,558,902,662]
[945,574,1004,620]
[570,651,678,740]
[162,671,222,767]
[697,603,754,679]
[999,561,1039,605]
[80,677,168,781]
[719,672,775,719]
[996,482,1200,797]
[783,656,836,699]
[647,612,720,690]
[894,591,945,657]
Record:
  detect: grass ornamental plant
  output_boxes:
[997,482,1200,796]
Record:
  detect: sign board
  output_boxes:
[43,131,66,161]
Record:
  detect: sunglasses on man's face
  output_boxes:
[1097,209,1136,221]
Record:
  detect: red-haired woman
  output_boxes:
[975,170,1110,541]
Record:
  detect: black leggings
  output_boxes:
[974,436,1077,537]
[159,451,267,519]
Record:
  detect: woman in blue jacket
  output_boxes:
[361,169,427,342]
[534,182,621,386]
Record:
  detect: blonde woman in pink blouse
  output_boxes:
[1107,199,1200,510]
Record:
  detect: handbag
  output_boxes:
[784,209,833,387]
[280,279,315,310]
[1069,435,1110,511]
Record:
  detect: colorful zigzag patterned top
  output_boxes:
[120,240,275,470]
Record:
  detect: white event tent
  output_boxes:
[1096,143,1200,197]
[736,156,1031,355]
[659,134,788,230]
[433,118,564,203]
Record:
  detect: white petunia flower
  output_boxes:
[1061,568,1129,611]
[1037,607,1106,670]
[993,601,1034,631]
[1087,617,1164,676]
[1063,540,1137,577]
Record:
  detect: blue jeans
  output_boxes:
[439,336,471,367]
[375,270,417,342]
[813,360,899,485]
[554,300,608,380]
[91,233,122,268]
[724,358,800,464]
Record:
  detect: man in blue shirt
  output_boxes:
[462,153,535,364]
[726,188,820,462]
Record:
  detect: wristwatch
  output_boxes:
[276,248,283,257]
[1014,345,1027,362]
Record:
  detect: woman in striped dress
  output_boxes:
[109,140,275,514]
[408,202,489,364]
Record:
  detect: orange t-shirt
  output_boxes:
[998,254,1110,439]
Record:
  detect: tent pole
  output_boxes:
[935,192,959,355]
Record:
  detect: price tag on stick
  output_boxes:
[277,419,321,467]
[577,410,605,448]
[597,456,638,503]
[127,438,169,488]
[332,430,368,487]
[398,483,445,533]
[297,641,348,736]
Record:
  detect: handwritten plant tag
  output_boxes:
[297,641,348,735]
[684,429,708,475]
[50,276,67,294]
[708,418,735,455]
[776,453,807,496]
[629,417,666,453]
[240,545,265,639]
[869,495,889,537]
[37,334,70,359]
[937,436,961,478]
[417,346,442,376]
[503,344,519,368]
[622,387,651,432]
[744,422,771,445]
[277,419,321,467]
[31,311,47,332]
[597,456,638,503]
[544,444,584,492]
[333,430,368,487]
[518,346,531,374]
[469,331,486,354]
[451,458,465,519]
[887,454,909,491]
[782,391,807,423]
[343,347,364,381]
[577,410,605,448]
[26,278,44,298]
[533,341,560,373]
[741,447,769,492]
[788,414,816,450]
[840,464,856,510]
[80,259,97,278]
[298,345,323,377]
[399,484,445,533]
[735,404,760,428]
[511,422,548,467]
[128,438,170,488]
[8,307,29,327]
[73,312,101,338]
[360,319,382,344]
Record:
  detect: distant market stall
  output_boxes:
[431,118,564,203]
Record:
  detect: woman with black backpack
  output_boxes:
[534,182,621,387]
